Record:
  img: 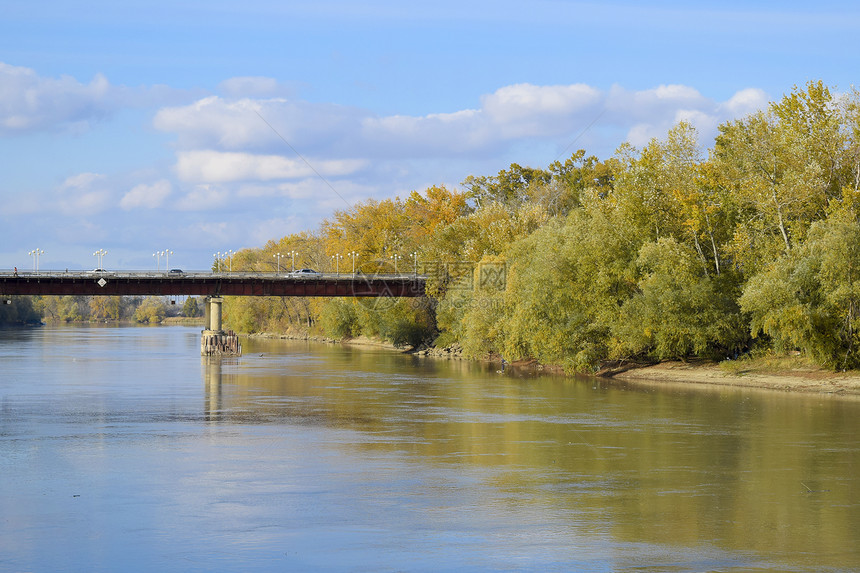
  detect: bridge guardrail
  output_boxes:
[0,270,427,280]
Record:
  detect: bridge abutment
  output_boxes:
[201,297,242,356]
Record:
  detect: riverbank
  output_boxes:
[247,331,406,350]
[243,332,860,396]
[602,359,860,396]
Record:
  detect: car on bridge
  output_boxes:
[168,268,183,275]
[287,268,322,278]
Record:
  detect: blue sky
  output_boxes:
[1,0,858,271]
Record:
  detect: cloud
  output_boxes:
[605,84,768,148]
[155,79,767,166]
[174,183,233,211]
[0,62,197,136]
[56,172,112,215]
[217,76,300,98]
[174,150,367,183]
[153,95,364,151]
[720,87,769,117]
[120,180,172,210]
[0,63,113,135]
[481,83,602,136]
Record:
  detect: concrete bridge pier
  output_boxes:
[201,297,241,356]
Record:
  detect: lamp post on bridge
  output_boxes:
[28,248,44,271]
[411,251,418,275]
[153,249,172,271]
[348,251,358,275]
[93,249,107,269]
[289,250,298,272]
[331,253,342,275]
[391,253,402,275]
[274,252,283,273]
[213,252,223,272]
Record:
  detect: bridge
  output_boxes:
[0,270,426,297]
[1,270,427,356]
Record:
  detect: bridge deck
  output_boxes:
[0,271,426,297]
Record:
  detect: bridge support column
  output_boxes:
[201,297,241,357]
[207,297,223,331]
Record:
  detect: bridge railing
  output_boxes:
[0,270,427,280]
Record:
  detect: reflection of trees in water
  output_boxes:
[200,342,860,565]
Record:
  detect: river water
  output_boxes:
[0,324,857,572]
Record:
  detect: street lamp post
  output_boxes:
[153,250,169,271]
[28,248,44,271]
[348,251,358,274]
[274,252,283,273]
[331,253,342,274]
[164,249,173,270]
[213,252,222,272]
[289,250,298,272]
[411,251,419,275]
[227,250,234,272]
[391,253,402,275]
[93,249,107,269]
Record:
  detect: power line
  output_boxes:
[254,110,352,208]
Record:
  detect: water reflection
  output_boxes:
[3,326,856,572]
[199,337,860,572]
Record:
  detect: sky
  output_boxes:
[1,0,858,271]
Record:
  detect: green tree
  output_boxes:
[714,83,839,276]
[133,297,166,324]
[0,296,40,325]
[181,297,202,317]
[614,238,746,361]
[499,205,640,372]
[740,212,860,369]
[462,162,551,209]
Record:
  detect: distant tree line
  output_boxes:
[0,295,203,325]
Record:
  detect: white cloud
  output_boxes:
[60,172,106,190]
[0,63,113,135]
[120,180,172,210]
[605,84,768,149]
[217,77,297,98]
[153,95,363,151]
[720,87,769,117]
[155,79,766,165]
[174,150,366,183]
[481,83,602,137]
[174,183,232,211]
[56,172,112,215]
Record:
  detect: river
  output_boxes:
[0,324,857,572]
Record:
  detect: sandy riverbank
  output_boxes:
[604,360,860,396]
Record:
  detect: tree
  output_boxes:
[0,297,40,325]
[614,238,747,361]
[133,297,166,324]
[714,83,838,276]
[89,296,124,321]
[499,205,641,372]
[181,297,202,317]
[740,212,860,369]
[462,162,551,209]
